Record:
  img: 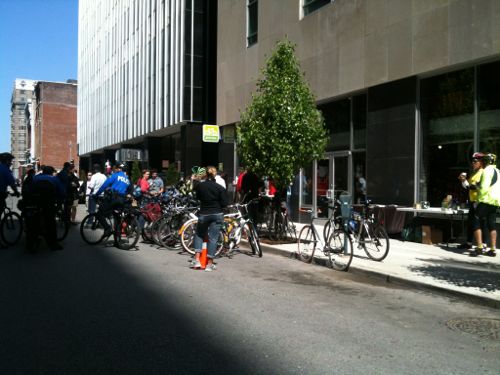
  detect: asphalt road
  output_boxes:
[1,223,499,375]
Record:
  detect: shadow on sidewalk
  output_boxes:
[408,258,500,292]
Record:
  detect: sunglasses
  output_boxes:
[471,160,480,163]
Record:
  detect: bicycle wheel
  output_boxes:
[180,219,197,254]
[55,211,69,241]
[284,215,297,240]
[80,214,108,245]
[297,225,316,263]
[115,214,140,250]
[245,222,262,257]
[158,214,183,251]
[327,228,353,271]
[141,220,154,243]
[322,219,340,244]
[0,211,23,245]
[273,212,286,241]
[151,216,169,247]
[362,223,390,261]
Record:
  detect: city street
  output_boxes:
[1,222,499,374]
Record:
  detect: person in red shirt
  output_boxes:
[235,167,246,202]
[137,170,151,194]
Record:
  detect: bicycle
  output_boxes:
[297,207,353,271]
[80,196,140,250]
[261,196,297,241]
[180,201,262,258]
[323,198,390,261]
[0,192,23,246]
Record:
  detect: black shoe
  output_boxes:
[485,250,497,257]
[469,248,481,257]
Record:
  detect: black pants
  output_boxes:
[25,205,58,250]
[96,195,125,231]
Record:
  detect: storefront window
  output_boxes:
[478,61,500,159]
[419,68,474,206]
[353,94,366,150]
[320,99,350,151]
[353,152,366,204]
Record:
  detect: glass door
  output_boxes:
[313,152,351,218]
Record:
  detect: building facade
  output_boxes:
[77,0,217,176]
[217,0,500,219]
[33,81,78,171]
[10,79,35,178]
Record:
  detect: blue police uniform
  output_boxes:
[94,171,131,235]
[95,171,130,197]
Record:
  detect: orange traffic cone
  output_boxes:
[199,240,208,270]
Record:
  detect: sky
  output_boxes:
[0,0,78,152]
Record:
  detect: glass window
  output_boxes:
[353,94,366,149]
[303,0,331,16]
[319,99,350,151]
[478,61,500,159]
[247,0,258,47]
[353,152,366,204]
[419,68,474,206]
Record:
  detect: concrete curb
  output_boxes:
[256,241,500,309]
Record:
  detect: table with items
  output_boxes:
[396,206,469,246]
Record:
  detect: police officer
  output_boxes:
[93,162,131,238]
[26,165,66,252]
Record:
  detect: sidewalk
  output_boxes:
[257,223,500,308]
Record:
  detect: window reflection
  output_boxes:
[420,69,474,206]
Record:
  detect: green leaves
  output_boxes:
[237,39,327,189]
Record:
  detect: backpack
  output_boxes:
[31,179,57,208]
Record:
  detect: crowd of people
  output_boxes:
[2,149,499,260]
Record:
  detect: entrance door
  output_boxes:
[313,152,351,218]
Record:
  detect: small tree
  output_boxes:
[165,164,180,186]
[237,39,327,189]
[130,160,141,184]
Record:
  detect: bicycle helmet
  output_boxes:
[472,152,485,160]
[484,153,497,165]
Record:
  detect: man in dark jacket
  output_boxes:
[26,165,66,252]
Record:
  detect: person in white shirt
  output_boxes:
[215,171,226,189]
[87,164,107,214]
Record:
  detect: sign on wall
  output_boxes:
[202,124,220,143]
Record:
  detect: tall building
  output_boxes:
[217,0,500,218]
[33,81,78,171]
[77,0,217,175]
[10,79,35,178]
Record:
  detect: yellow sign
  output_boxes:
[202,124,220,143]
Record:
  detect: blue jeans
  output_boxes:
[88,195,97,215]
[194,213,223,259]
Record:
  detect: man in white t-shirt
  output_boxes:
[87,164,107,214]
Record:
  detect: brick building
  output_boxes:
[33,80,78,171]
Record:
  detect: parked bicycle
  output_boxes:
[297,207,353,271]
[0,192,23,246]
[180,200,262,258]
[323,197,390,261]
